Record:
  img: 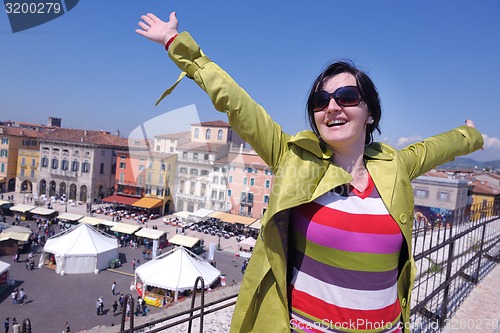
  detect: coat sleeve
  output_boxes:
[166,32,289,170]
[398,125,484,180]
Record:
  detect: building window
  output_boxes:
[42,156,49,168]
[250,178,255,186]
[265,180,270,188]
[0,163,3,172]
[161,163,166,171]
[119,172,124,183]
[100,162,105,174]
[247,168,253,173]
[205,129,211,140]
[31,159,36,167]
[201,183,206,196]
[218,191,224,201]
[20,168,25,177]
[147,173,152,184]
[82,161,90,173]
[227,189,232,197]
[229,175,233,183]
[138,164,144,171]
[182,151,188,158]
[217,129,223,140]
[243,177,247,185]
[138,175,144,186]
[414,189,429,199]
[264,195,269,203]
[71,160,79,172]
[190,182,195,194]
[201,170,209,176]
[190,169,198,175]
[180,167,188,174]
[194,128,200,138]
[51,158,58,169]
[437,191,450,202]
[212,176,219,184]
[179,180,185,193]
[1,138,8,144]
[62,159,69,171]
[156,145,161,151]
[204,154,209,160]
[30,170,35,178]
[193,153,198,160]
[119,162,126,169]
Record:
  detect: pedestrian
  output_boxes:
[96,299,101,316]
[136,10,484,332]
[11,319,19,333]
[112,300,118,316]
[132,259,136,270]
[3,318,9,333]
[11,289,17,305]
[111,281,116,295]
[18,288,25,305]
[64,322,70,333]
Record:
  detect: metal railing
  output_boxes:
[410,200,500,332]
[114,201,499,333]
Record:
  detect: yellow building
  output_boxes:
[0,126,43,193]
[16,149,40,194]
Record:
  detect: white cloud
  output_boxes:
[394,135,422,148]
[482,134,500,150]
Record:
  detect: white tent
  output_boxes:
[135,246,221,301]
[40,224,119,274]
[0,260,12,285]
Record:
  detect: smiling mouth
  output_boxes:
[327,119,348,127]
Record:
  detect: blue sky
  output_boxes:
[1,0,499,161]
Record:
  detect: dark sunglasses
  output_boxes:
[312,86,362,112]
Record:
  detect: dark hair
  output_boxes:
[306,60,381,145]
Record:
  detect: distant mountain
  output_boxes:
[440,157,500,170]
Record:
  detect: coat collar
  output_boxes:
[288,130,395,161]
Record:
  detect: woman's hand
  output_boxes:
[136,12,179,47]
[465,119,475,128]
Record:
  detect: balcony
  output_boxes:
[178,156,214,165]
[175,192,206,202]
[48,169,78,179]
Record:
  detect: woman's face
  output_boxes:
[314,73,371,153]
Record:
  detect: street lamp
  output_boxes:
[217,234,222,251]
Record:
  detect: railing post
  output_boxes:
[473,223,488,284]
[439,239,455,329]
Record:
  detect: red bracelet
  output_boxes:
[165,34,178,51]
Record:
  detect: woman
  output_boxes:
[136,12,483,333]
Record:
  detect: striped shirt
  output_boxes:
[289,175,403,333]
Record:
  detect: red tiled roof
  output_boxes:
[0,126,46,138]
[192,120,230,127]
[41,128,128,147]
[471,181,500,196]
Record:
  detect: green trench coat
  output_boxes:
[163,32,484,333]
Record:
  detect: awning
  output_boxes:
[208,212,257,225]
[169,234,200,248]
[132,197,163,209]
[57,213,84,222]
[0,177,5,183]
[79,216,105,226]
[0,200,11,206]
[99,220,119,227]
[10,204,36,213]
[135,228,165,240]
[110,223,141,235]
[248,219,262,230]
[0,231,30,242]
[30,207,57,216]
[101,194,139,206]
[191,208,214,218]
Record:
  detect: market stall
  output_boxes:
[134,246,221,306]
[39,223,119,274]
